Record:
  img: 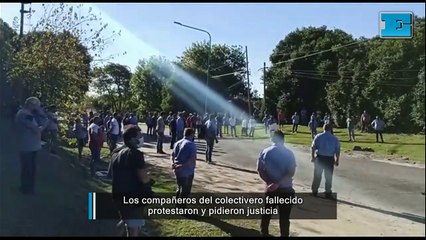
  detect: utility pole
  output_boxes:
[263,62,266,106]
[245,46,251,116]
[20,3,31,38]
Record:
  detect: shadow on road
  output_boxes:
[336,199,426,224]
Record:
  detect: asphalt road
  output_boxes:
[141,125,425,223]
[201,137,425,221]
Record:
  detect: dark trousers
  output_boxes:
[224,125,229,134]
[205,138,215,162]
[292,124,299,133]
[361,122,369,132]
[177,131,184,141]
[310,129,317,139]
[264,125,268,134]
[311,156,335,194]
[217,125,222,138]
[261,187,294,237]
[20,151,37,193]
[90,146,101,176]
[375,130,384,142]
[176,174,194,200]
[157,132,164,152]
[147,125,152,135]
[109,134,118,152]
[170,132,177,149]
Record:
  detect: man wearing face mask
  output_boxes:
[110,125,152,237]
[15,97,49,195]
[171,128,197,208]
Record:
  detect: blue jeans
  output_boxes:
[90,146,101,176]
[177,131,184,141]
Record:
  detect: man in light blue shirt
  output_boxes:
[171,128,197,207]
[311,123,340,199]
[15,97,49,195]
[291,112,300,133]
[371,116,385,143]
[257,130,296,237]
[204,114,218,163]
[176,113,185,140]
[308,113,318,139]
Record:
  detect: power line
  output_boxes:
[289,73,418,87]
[292,71,419,81]
[272,40,369,66]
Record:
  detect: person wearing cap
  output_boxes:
[15,97,49,194]
[311,123,340,199]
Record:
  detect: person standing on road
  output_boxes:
[241,117,248,137]
[311,123,340,199]
[262,115,268,134]
[146,112,153,136]
[169,113,177,149]
[223,113,230,135]
[216,113,223,138]
[371,116,385,143]
[171,128,197,207]
[176,113,185,141]
[205,114,219,163]
[110,125,152,237]
[15,97,48,195]
[308,113,318,140]
[229,115,237,138]
[257,130,296,237]
[156,112,166,154]
[248,116,256,137]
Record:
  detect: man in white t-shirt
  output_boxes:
[229,116,237,138]
[108,113,120,153]
[241,118,248,137]
[248,116,256,137]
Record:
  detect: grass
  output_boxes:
[229,124,425,163]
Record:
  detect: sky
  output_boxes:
[1,3,425,97]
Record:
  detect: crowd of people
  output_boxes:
[260,109,387,143]
[12,96,389,237]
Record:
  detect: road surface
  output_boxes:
[141,125,425,223]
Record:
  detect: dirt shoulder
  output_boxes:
[143,144,425,237]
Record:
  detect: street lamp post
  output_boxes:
[174,21,211,114]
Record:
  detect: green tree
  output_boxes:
[179,41,248,100]
[266,26,354,117]
[411,66,425,131]
[91,63,132,113]
[130,56,172,113]
[9,3,120,110]
[10,31,92,109]
[0,19,19,116]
